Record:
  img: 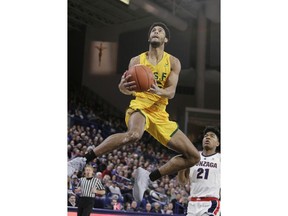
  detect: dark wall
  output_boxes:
[206,21,220,70]
[68,28,86,92]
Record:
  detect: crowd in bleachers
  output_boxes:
[67,90,190,214]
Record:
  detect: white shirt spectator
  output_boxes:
[109,181,122,197]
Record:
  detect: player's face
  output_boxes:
[149,26,168,48]
[202,131,219,150]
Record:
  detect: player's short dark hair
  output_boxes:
[203,126,220,142]
[148,22,170,40]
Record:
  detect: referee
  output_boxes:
[74,165,105,216]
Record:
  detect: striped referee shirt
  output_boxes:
[78,177,105,198]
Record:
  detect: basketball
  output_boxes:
[126,64,155,92]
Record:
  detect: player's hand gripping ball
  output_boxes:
[125,64,155,92]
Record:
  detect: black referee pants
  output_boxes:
[77,197,95,216]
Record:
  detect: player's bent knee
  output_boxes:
[125,131,142,143]
[185,152,200,167]
[187,157,199,167]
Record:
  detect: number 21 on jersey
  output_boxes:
[196,168,210,179]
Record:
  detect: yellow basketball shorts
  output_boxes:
[125,107,178,146]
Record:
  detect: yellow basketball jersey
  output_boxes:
[126,51,178,145]
[131,51,171,110]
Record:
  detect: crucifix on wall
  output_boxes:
[94,43,107,67]
[90,41,118,75]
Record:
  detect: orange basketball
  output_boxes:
[126,64,155,92]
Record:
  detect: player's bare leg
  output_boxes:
[157,129,200,176]
[92,112,146,156]
[68,112,146,177]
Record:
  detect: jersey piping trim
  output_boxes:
[201,152,218,158]
[170,123,179,137]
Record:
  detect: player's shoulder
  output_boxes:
[213,152,221,162]
[168,54,181,71]
[168,53,180,63]
[129,55,141,68]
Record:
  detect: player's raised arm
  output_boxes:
[118,56,140,95]
[149,55,181,99]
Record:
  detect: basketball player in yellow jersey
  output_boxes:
[68,22,200,202]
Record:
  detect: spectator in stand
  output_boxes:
[95,172,102,180]
[108,181,122,198]
[70,174,80,191]
[161,204,169,214]
[68,194,77,207]
[94,170,106,209]
[166,202,174,215]
[102,163,114,178]
[104,179,112,195]
[109,198,123,211]
[68,145,72,159]
[172,193,185,214]
[96,157,107,173]
[68,176,73,194]
[144,203,152,213]
[139,190,150,210]
[151,202,162,213]
[169,187,177,201]
[127,200,140,212]
[120,182,133,203]
[71,148,81,159]
[124,202,131,211]
[102,174,111,185]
